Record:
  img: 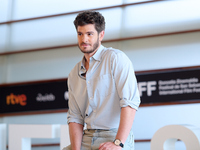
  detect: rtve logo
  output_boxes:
[6,93,27,106]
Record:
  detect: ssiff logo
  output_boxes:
[6,93,27,106]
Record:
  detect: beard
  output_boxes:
[78,37,99,54]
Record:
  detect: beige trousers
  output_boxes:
[62,129,134,150]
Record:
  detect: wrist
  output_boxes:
[113,139,124,148]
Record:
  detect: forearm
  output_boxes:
[69,122,84,150]
[99,106,136,150]
[115,106,136,144]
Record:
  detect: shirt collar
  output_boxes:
[79,45,104,77]
[92,45,104,62]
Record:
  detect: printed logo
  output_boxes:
[36,93,55,102]
[6,93,27,106]
[64,91,69,100]
[138,81,157,97]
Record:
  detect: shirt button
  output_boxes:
[93,110,96,113]
[88,81,90,84]
[90,97,93,100]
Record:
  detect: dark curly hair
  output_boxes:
[74,11,105,33]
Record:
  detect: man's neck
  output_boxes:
[84,47,98,62]
[84,57,89,71]
[83,45,100,70]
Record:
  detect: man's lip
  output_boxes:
[81,44,90,46]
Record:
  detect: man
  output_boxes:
[63,11,140,150]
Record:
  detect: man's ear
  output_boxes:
[99,30,105,42]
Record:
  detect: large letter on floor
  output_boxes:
[151,125,200,150]
[60,125,70,150]
[9,124,60,150]
[0,124,6,150]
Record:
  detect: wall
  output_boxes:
[0,0,200,149]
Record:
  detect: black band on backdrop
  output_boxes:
[0,67,200,114]
[137,67,200,104]
[0,80,68,114]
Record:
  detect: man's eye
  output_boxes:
[88,33,93,36]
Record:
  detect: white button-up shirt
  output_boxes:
[67,45,140,129]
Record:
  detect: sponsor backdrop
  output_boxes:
[0,80,68,114]
[0,67,200,114]
[137,67,200,104]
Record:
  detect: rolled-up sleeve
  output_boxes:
[67,78,84,125]
[112,52,141,110]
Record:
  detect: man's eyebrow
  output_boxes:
[77,31,94,34]
[87,31,94,33]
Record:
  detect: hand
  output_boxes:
[99,142,122,150]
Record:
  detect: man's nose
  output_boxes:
[82,35,88,43]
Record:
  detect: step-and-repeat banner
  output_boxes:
[137,68,200,104]
[0,80,68,114]
[0,67,200,114]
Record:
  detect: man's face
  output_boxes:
[77,24,104,54]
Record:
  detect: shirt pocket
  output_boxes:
[93,74,115,97]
